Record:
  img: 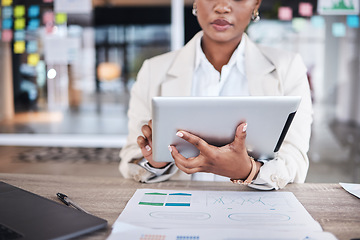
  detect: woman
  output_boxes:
[119,0,313,190]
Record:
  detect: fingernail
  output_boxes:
[176,131,184,138]
[145,145,151,151]
[168,145,172,153]
[243,123,248,132]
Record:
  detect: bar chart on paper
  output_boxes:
[116,189,321,230]
[107,189,338,240]
[139,192,192,207]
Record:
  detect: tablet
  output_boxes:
[0,181,107,240]
[152,96,301,162]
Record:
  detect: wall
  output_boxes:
[335,18,360,125]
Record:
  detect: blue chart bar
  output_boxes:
[165,203,190,207]
[169,193,192,196]
[176,236,200,240]
[166,193,192,207]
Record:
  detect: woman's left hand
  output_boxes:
[168,122,259,180]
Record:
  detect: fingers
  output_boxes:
[137,121,153,158]
[141,123,153,147]
[171,130,216,174]
[137,136,152,158]
[175,130,209,151]
[137,120,170,168]
[168,145,202,174]
[230,122,248,151]
[168,123,250,178]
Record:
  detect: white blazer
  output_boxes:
[119,31,313,189]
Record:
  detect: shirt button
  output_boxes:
[270,174,278,182]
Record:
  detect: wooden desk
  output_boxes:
[1,173,359,240]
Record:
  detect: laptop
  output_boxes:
[152,96,301,162]
[0,181,107,240]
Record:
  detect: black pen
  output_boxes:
[57,193,90,214]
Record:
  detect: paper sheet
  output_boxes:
[114,189,322,231]
[340,182,360,199]
[108,222,337,240]
[108,189,339,240]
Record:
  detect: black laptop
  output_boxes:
[0,181,107,240]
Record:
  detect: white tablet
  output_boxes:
[152,96,301,162]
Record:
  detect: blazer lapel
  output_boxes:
[244,34,279,96]
[161,32,202,97]
[161,32,280,97]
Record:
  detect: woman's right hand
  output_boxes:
[137,120,169,168]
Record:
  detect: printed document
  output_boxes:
[108,222,337,240]
[108,189,338,240]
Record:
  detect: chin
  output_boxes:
[207,32,242,45]
[203,27,242,42]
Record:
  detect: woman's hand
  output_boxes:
[168,122,261,180]
[137,120,169,168]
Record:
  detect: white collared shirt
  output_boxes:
[191,35,249,182]
[191,36,249,97]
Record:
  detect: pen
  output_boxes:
[56,192,90,214]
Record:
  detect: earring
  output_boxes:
[192,2,197,17]
[251,10,260,22]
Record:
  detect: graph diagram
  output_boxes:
[323,0,355,10]
[318,0,359,14]
[206,192,295,210]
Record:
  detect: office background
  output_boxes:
[0,0,359,184]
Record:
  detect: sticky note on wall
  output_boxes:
[28,5,40,18]
[28,53,40,66]
[2,6,12,18]
[299,2,313,17]
[311,16,325,28]
[332,22,346,37]
[14,5,25,18]
[2,18,12,29]
[293,17,308,32]
[14,30,25,40]
[27,41,38,53]
[347,15,359,28]
[1,29,12,41]
[14,40,25,54]
[55,13,67,24]
[1,0,12,7]
[14,18,25,30]
[278,6,293,21]
[28,18,40,30]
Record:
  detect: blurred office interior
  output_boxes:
[0,0,359,183]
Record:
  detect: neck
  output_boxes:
[201,35,242,72]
